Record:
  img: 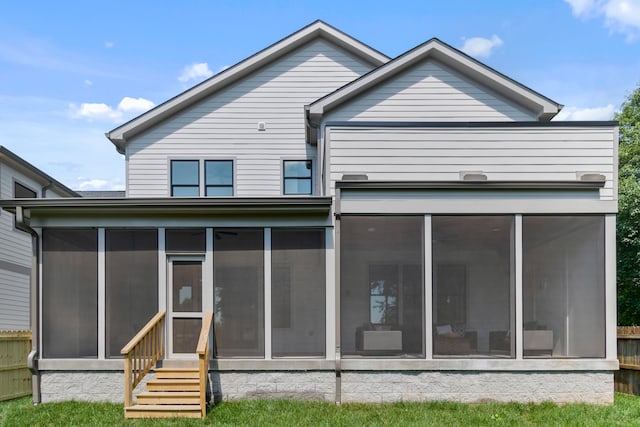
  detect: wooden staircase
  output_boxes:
[121,311,214,419]
[125,367,202,418]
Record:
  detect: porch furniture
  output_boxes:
[489,330,511,354]
[356,325,403,353]
[361,330,403,351]
[433,324,477,355]
[524,330,553,356]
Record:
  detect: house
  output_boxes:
[0,20,618,409]
[0,146,78,331]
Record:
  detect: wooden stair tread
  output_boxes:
[148,378,199,383]
[138,391,200,397]
[155,367,198,372]
[136,391,201,404]
[127,404,201,410]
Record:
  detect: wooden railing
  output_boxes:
[196,311,214,419]
[121,311,166,408]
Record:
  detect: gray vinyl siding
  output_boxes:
[0,162,37,330]
[0,268,29,330]
[126,39,375,197]
[327,126,617,200]
[0,163,37,266]
[327,59,537,122]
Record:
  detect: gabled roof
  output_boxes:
[307,38,563,128]
[106,20,390,153]
[0,146,79,197]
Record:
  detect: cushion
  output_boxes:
[436,324,452,335]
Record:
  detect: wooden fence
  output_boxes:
[0,331,31,401]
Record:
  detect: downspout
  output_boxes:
[15,206,41,404]
[334,187,341,404]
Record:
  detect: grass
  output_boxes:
[2,394,640,426]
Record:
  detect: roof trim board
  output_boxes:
[308,38,563,130]
[0,196,333,217]
[106,20,390,153]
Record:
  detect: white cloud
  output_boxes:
[553,104,615,120]
[566,0,598,16]
[117,96,155,113]
[178,62,213,83]
[105,41,115,48]
[84,79,93,86]
[461,35,503,58]
[70,96,155,122]
[565,0,640,40]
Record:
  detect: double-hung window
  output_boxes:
[283,160,312,195]
[205,160,233,196]
[171,160,199,196]
[171,159,234,196]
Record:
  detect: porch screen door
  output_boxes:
[168,258,204,358]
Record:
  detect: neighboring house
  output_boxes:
[0,146,78,330]
[0,21,618,406]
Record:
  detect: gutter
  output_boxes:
[16,206,41,404]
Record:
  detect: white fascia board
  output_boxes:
[308,39,561,124]
[106,21,389,152]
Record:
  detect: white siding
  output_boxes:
[327,59,537,122]
[326,59,537,122]
[327,126,617,200]
[127,39,375,197]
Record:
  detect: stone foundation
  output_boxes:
[211,371,335,402]
[341,371,613,404]
[38,370,613,404]
[40,371,153,403]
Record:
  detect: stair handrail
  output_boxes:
[196,311,214,419]
[120,311,166,408]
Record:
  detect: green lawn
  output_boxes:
[2,394,640,426]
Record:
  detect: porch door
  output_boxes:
[167,257,204,358]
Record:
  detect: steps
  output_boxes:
[124,367,205,419]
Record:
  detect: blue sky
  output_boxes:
[1,0,639,191]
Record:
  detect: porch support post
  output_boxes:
[264,228,272,360]
[325,227,336,359]
[424,215,432,359]
[158,228,166,313]
[605,214,617,360]
[515,215,523,360]
[98,228,105,359]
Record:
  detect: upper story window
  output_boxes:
[283,160,312,195]
[171,159,234,197]
[205,160,233,196]
[14,182,37,198]
[171,160,199,196]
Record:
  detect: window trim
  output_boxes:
[282,159,313,196]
